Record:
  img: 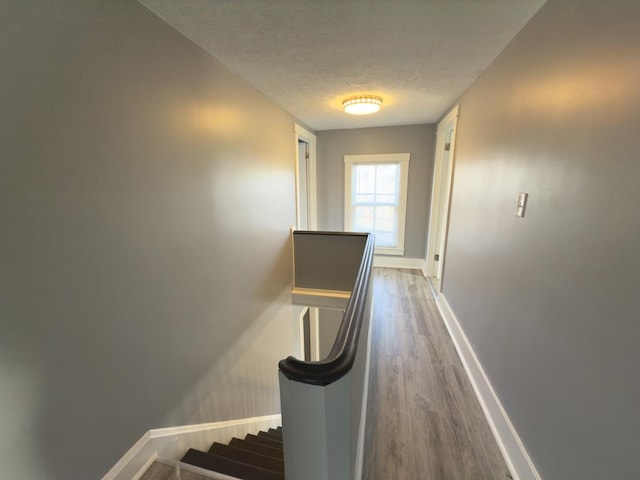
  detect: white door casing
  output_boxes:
[294,124,317,231]
[294,125,319,360]
[425,106,459,292]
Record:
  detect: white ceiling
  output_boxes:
[139,0,545,131]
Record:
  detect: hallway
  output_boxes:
[363,268,510,479]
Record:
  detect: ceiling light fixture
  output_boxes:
[343,95,383,115]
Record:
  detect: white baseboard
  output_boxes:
[373,255,426,270]
[435,294,541,480]
[102,414,281,480]
[421,263,429,278]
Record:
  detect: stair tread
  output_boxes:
[245,433,283,450]
[257,431,283,443]
[229,437,283,459]
[208,442,284,472]
[181,448,284,480]
[267,428,282,437]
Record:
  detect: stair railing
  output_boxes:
[279,231,375,480]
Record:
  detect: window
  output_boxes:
[344,153,410,255]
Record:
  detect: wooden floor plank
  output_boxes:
[363,268,510,480]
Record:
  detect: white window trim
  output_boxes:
[344,153,410,256]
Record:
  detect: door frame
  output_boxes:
[425,105,459,291]
[294,124,317,230]
[294,125,319,360]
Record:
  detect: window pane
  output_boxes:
[374,206,395,233]
[375,164,398,195]
[353,206,374,231]
[374,193,395,204]
[374,230,395,247]
[354,165,375,196]
[348,159,405,249]
[355,193,375,203]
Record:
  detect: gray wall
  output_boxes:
[294,233,367,292]
[316,125,436,259]
[443,1,640,479]
[0,1,298,479]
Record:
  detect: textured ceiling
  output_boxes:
[139,0,545,130]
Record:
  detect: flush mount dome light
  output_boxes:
[343,95,383,115]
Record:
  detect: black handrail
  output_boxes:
[279,232,375,386]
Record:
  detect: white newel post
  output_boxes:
[279,371,353,480]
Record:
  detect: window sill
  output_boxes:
[374,246,405,256]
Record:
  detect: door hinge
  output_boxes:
[434,254,440,261]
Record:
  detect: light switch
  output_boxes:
[515,192,528,217]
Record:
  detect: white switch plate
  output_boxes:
[515,192,528,217]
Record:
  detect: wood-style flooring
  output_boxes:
[142,268,509,480]
[362,268,510,480]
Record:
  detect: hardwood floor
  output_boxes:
[363,268,511,480]
[142,268,507,480]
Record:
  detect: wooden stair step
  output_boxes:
[267,428,282,438]
[229,437,283,459]
[257,430,283,444]
[244,433,283,451]
[181,448,284,480]
[208,442,284,473]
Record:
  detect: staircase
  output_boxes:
[180,427,285,480]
